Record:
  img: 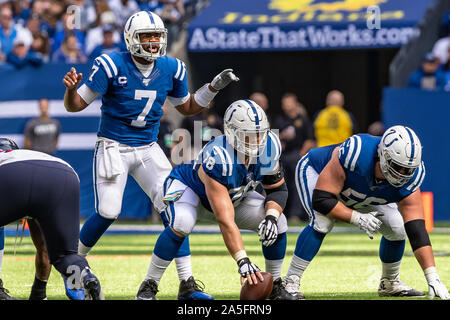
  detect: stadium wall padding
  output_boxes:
[383,87,450,221]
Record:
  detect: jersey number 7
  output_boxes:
[131,90,157,127]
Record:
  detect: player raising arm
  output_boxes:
[62,10,238,300]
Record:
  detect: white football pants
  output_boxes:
[93,137,172,219]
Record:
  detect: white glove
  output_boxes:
[350,211,383,239]
[210,69,239,90]
[425,267,450,300]
[258,215,278,247]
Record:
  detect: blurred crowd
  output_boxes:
[408,13,450,91]
[0,0,209,68]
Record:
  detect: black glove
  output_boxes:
[237,257,261,278]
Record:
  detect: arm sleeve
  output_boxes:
[77,83,100,105]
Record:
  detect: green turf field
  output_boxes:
[2,231,450,300]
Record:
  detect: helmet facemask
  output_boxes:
[225,123,269,157]
[379,148,418,187]
[128,29,167,62]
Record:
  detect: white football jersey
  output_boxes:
[0,149,73,170]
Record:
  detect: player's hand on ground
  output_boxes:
[210,69,239,91]
[350,211,383,239]
[237,257,263,285]
[63,67,83,90]
[258,215,278,246]
[426,272,450,299]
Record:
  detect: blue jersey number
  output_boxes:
[131,90,157,127]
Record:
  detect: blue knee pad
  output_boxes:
[294,225,326,261]
[80,212,114,247]
[379,236,405,263]
[262,232,286,260]
[153,227,185,261]
[0,227,4,250]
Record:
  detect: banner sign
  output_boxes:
[188,0,431,52]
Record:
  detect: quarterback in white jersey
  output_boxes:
[62,11,238,300]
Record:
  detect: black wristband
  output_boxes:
[404,219,431,251]
[265,215,277,223]
[237,257,250,267]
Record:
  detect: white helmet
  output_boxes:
[123,11,167,61]
[224,99,270,157]
[378,125,422,187]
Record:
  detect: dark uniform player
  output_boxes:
[0,138,103,300]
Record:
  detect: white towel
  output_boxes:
[98,140,125,179]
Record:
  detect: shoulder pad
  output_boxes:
[338,134,363,172]
[404,162,426,193]
[202,143,234,177]
[166,56,187,82]
[94,53,119,79]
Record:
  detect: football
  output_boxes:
[240,272,273,300]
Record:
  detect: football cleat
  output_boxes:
[136,279,159,300]
[378,276,425,297]
[0,279,19,300]
[63,276,86,300]
[81,268,104,300]
[29,288,47,300]
[178,276,214,300]
[269,276,305,300]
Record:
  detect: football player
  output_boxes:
[135,99,294,300]
[0,138,104,300]
[62,11,238,300]
[280,125,449,299]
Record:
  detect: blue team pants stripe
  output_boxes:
[93,141,100,214]
[295,156,315,226]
